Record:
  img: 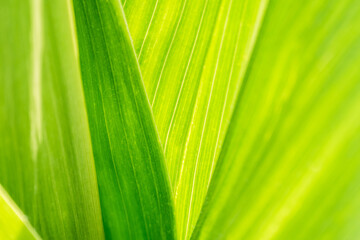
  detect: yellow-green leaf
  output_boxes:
[0,185,41,240]
[0,0,104,239]
[122,0,268,238]
[193,0,360,239]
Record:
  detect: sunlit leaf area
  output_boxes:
[1,0,360,239]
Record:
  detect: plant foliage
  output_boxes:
[1,0,360,239]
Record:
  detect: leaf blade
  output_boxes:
[192,0,360,238]
[122,0,268,238]
[0,185,41,240]
[0,0,105,238]
[72,0,176,238]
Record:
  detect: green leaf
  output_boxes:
[0,0,104,239]
[0,185,41,240]
[192,0,360,239]
[3,0,360,239]
[72,0,176,239]
[122,0,268,238]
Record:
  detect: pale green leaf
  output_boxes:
[72,0,176,239]
[0,0,104,239]
[193,0,360,239]
[0,185,41,240]
[122,0,268,238]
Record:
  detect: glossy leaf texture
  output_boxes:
[122,0,268,238]
[72,0,176,239]
[193,0,360,239]
[0,185,41,240]
[0,0,104,239]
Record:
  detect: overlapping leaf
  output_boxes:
[0,0,104,239]
[72,0,175,239]
[2,0,360,239]
[122,0,268,238]
[193,0,360,239]
[0,185,40,240]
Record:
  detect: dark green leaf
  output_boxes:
[72,0,176,238]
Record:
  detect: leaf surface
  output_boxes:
[192,0,360,239]
[72,0,176,239]
[122,0,268,238]
[0,0,104,239]
[0,185,41,240]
